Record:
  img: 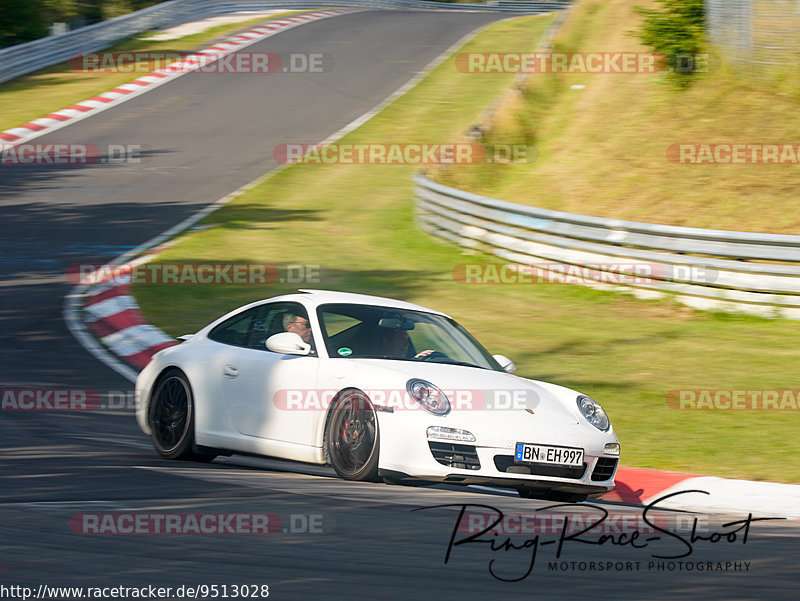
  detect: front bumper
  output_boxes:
[383,443,617,494]
[377,415,618,494]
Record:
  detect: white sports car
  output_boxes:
[136,290,619,501]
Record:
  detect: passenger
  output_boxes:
[378,328,433,359]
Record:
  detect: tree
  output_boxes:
[0,0,147,48]
[0,0,48,47]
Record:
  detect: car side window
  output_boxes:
[208,303,313,351]
[248,302,313,351]
[207,308,260,347]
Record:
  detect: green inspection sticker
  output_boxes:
[338,347,352,357]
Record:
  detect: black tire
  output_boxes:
[518,488,588,503]
[326,389,380,482]
[148,369,204,461]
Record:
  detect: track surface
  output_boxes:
[0,10,798,600]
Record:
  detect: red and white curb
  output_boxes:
[82,282,176,370]
[602,466,800,519]
[0,10,351,147]
[80,244,180,370]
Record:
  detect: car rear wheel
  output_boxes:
[326,390,380,482]
[148,369,212,461]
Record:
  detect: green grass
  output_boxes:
[0,11,309,133]
[131,13,800,484]
[432,0,800,234]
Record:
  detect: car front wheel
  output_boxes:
[326,389,380,482]
[148,369,202,460]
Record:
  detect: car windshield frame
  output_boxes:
[315,302,503,371]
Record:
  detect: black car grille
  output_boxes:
[493,455,587,479]
[429,442,481,470]
[591,458,618,481]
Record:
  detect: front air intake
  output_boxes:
[428,441,480,470]
[591,458,618,481]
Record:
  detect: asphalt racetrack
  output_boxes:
[0,10,798,600]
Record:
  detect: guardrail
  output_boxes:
[0,0,569,85]
[414,173,800,318]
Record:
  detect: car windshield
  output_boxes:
[316,303,502,370]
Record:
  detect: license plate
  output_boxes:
[514,442,584,467]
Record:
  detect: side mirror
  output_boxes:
[493,354,515,374]
[266,332,311,356]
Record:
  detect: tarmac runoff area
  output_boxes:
[147,10,291,41]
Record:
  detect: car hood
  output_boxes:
[332,358,581,427]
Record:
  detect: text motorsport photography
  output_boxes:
[413,495,783,582]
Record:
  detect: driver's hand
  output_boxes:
[414,349,435,359]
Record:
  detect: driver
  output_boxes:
[378,328,434,360]
[283,313,312,344]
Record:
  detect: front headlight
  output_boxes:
[576,395,610,431]
[406,379,451,416]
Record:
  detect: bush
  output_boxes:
[634,0,706,85]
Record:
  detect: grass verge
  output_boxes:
[432,0,800,234]
[132,13,800,484]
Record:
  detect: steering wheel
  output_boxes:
[419,351,450,362]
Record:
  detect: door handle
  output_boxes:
[224,364,239,378]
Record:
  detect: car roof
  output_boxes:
[265,289,449,316]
